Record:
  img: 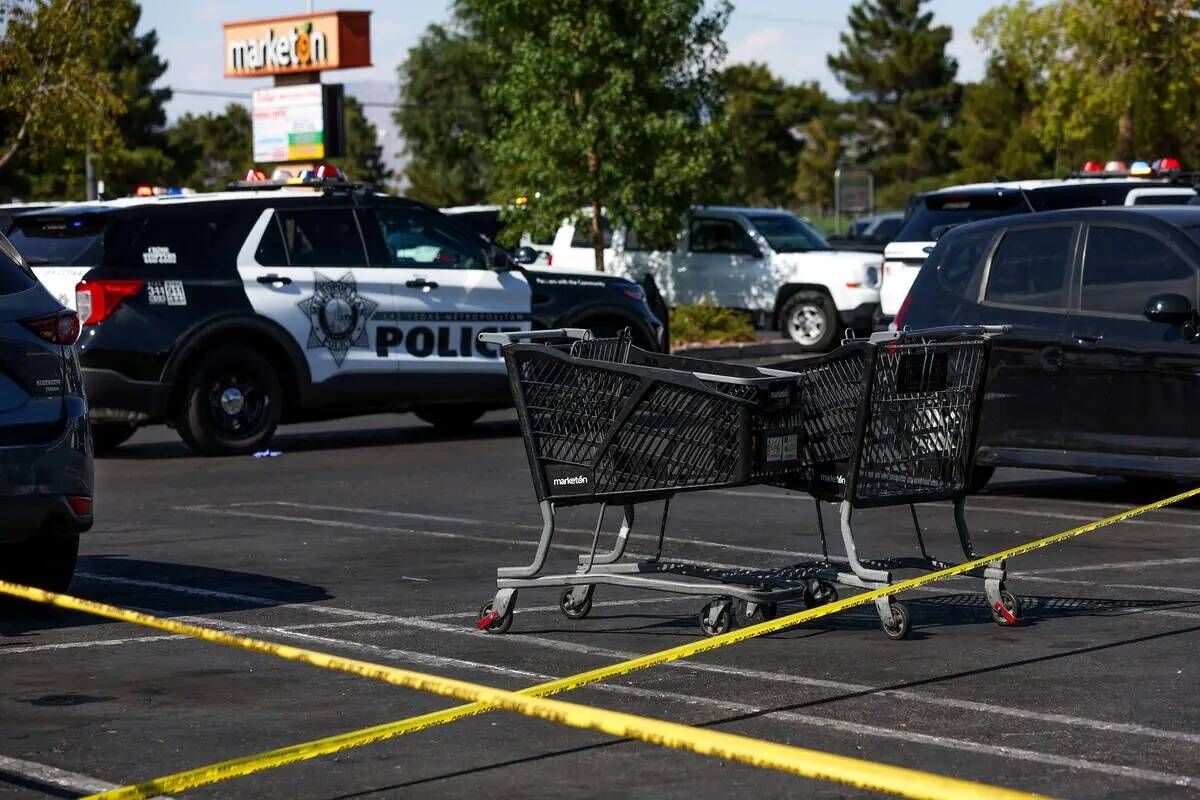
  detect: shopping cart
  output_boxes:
[476,325,1014,640]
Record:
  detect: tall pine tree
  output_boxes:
[827,0,959,205]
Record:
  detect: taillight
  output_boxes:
[76,280,144,325]
[68,495,93,515]
[894,291,913,330]
[22,311,81,345]
[547,253,553,266]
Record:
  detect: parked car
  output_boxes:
[880,177,1198,326]
[549,207,882,351]
[0,228,91,591]
[827,211,904,253]
[10,177,664,456]
[899,206,1200,486]
[441,204,553,265]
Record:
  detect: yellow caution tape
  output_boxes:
[5,486,1191,799]
[0,578,1038,800]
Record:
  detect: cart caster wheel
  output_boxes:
[880,602,911,640]
[559,587,594,620]
[734,600,777,627]
[991,590,1022,626]
[699,600,733,636]
[478,601,513,634]
[803,582,838,609]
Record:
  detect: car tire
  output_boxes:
[779,291,838,351]
[414,404,488,431]
[175,346,282,456]
[969,465,995,493]
[0,534,79,593]
[91,423,137,454]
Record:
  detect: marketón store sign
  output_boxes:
[224,11,371,78]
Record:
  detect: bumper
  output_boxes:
[837,302,880,332]
[0,396,94,543]
[83,368,172,422]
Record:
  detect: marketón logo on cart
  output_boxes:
[228,22,327,72]
[545,466,594,496]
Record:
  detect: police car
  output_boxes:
[9,175,665,455]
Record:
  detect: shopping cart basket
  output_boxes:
[476,325,1013,640]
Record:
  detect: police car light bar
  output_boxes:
[225,176,374,193]
[1067,156,1185,180]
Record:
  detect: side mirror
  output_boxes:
[1144,293,1195,325]
[512,246,540,265]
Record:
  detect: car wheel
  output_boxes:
[414,404,488,431]
[968,465,995,493]
[780,291,838,351]
[91,423,137,454]
[175,346,281,456]
[0,534,79,593]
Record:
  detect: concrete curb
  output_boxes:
[671,339,802,360]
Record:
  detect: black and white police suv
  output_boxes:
[8,177,665,455]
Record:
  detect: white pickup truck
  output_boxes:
[549,206,882,351]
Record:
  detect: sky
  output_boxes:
[137,0,1002,176]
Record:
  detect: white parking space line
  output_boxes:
[51,608,1200,789]
[210,501,827,560]
[49,571,1200,751]
[717,490,1198,530]
[0,754,170,798]
[1023,557,1200,576]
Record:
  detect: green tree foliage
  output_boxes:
[461,0,733,271]
[976,0,1200,169]
[342,95,392,187]
[718,63,831,208]
[395,18,494,207]
[827,0,959,206]
[165,104,253,191]
[0,0,132,198]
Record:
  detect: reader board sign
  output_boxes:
[252,84,345,163]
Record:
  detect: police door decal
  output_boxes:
[297,272,379,367]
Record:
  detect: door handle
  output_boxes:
[406,278,439,290]
[1072,330,1103,344]
[257,274,292,286]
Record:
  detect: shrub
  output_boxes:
[670,302,755,348]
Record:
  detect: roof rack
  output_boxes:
[224,177,376,194]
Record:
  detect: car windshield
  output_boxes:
[7,215,109,266]
[893,191,1028,242]
[747,214,830,252]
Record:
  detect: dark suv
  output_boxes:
[9,182,664,456]
[900,206,1200,484]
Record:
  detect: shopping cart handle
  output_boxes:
[478,328,593,346]
[868,324,1011,344]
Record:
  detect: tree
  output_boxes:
[395,18,495,206]
[718,63,830,208]
[165,104,253,191]
[827,0,959,200]
[342,96,392,187]
[0,0,131,197]
[976,0,1200,169]
[461,0,732,271]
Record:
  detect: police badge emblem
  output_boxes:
[297,272,378,367]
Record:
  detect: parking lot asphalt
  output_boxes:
[2,412,1199,799]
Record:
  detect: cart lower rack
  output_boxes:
[477,325,1016,640]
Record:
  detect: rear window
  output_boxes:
[1027,183,1160,211]
[937,230,995,301]
[269,208,366,267]
[571,218,613,248]
[126,210,251,276]
[0,231,37,296]
[893,191,1028,242]
[7,214,110,266]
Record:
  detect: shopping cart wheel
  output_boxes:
[733,599,777,627]
[880,602,911,640]
[803,582,839,609]
[559,587,594,620]
[478,601,514,634]
[699,600,733,636]
[990,590,1022,626]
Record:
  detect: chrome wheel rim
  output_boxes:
[787,303,826,346]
